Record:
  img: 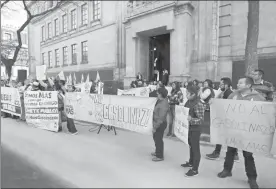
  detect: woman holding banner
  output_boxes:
[152,87,170,162]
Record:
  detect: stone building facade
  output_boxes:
[123,1,276,87]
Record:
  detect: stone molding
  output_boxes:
[174,2,194,17]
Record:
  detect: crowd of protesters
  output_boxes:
[1,68,275,188]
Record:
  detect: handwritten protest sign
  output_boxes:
[117,87,149,97]
[174,105,190,144]
[24,91,59,132]
[1,87,22,116]
[81,82,92,93]
[65,93,157,134]
[36,65,47,80]
[210,99,276,155]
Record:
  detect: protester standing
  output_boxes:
[181,85,205,177]
[162,69,169,86]
[152,87,170,162]
[217,76,265,189]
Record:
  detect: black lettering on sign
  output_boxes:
[225,103,246,114]
[25,93,38,98]
[39,92,52,99]
[90,94,103,104]
[65,105,74,115]
[1,94,12,101]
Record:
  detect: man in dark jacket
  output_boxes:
[151,87,170,162]
[206,77,239,161]
[162,69,169,86]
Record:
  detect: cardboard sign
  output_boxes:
[65,93,157,135]
[24,91,59,132]
[36,65,47,80]
[210,99,276,155]
[1,87,22,116]
[174,105,190,144]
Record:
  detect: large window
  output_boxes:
[62,14,67,33]
[81,41,88,63]
[41,26,45,41]
[55,49,60,67]
[42,53,46,65]
[71,44,77,64]
[81,3,88,25]
[54,18,59,36]
[48,51,52,68]
[93,1,101,20]
[71,9,77,29]
[47,22,52,39]
[63,46,68,66]
[3,33,12,40]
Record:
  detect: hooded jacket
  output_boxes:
[228,90,266,101]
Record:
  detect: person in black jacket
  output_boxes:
[162,69,169,86]
[205,77,239,162]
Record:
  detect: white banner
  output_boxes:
[210,99,276,155]
[36,65,47,80]
[65,93,157,134]
[24,91,59,132]
[117,87,149,97]
[80,82,92,93]
[1,87,22,116]
[174,105,190,144]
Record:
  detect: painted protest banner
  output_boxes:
[1,87,22,116]
[80,82,93,93]
[117,87,149,97]
[65,93,157,134]
[36,65,47,80]
[24,91,59,132]
[210,99,276,155]
[174,105,190,144]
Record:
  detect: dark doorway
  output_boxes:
[149,34,170,82]
[17,70,27,83]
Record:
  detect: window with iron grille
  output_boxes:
[48,51,52,68]
[55,49,60,67]
[93,1,101,20]
[3,33,12,40]
[41,26,45,41]
[63,46,68,66]
[54,18,59,36]
[81,41,88,63]
[48,22,52,39]
[71,9,77,29]
[62,14,67,33]
[71,44,77,64]
[42,53,46,65]
[81,3,88,25]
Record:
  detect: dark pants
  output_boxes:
[20,96,26,121]
[215,144,238,156]
[167,105,175,134]
[153,123,166,158]
[67,118,77,133]
[188,130,201,171]
[224,146,257,180]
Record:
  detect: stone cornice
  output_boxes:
[174,2,194,17]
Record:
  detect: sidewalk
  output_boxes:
[2,118,276,188]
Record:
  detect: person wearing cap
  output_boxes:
[151,87,170,162]
[181,85,206,177]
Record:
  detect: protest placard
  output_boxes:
[1,87,22,116]
[117,87,149,97]
[65,93,157,134]
[210,99,276,155]
[24,91,59,132]
[81,82,92,93]
[36,65,47,80]
[174,105,190,144]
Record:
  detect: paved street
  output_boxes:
[2,118,276,188]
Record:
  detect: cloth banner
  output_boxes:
[174,105,190,144]
[210,99,276,155]
[65,93,157,135]
[24,91,59,132]
[117,87,149,97]
[1,87,22,116]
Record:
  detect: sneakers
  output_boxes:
[185,169,198,177]
[217,170,232,178]
[181,162,193,168]
[151,152,156,157]
[171,134,176,137]
[71,131,78,135]
[152,157,164,162]
[206,151,220,160]
[248,179,259,189]
[166,133,172,137]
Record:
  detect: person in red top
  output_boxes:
[217,76,265,189]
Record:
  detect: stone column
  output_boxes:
[136,36,149,80]
[169,2,194,83]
